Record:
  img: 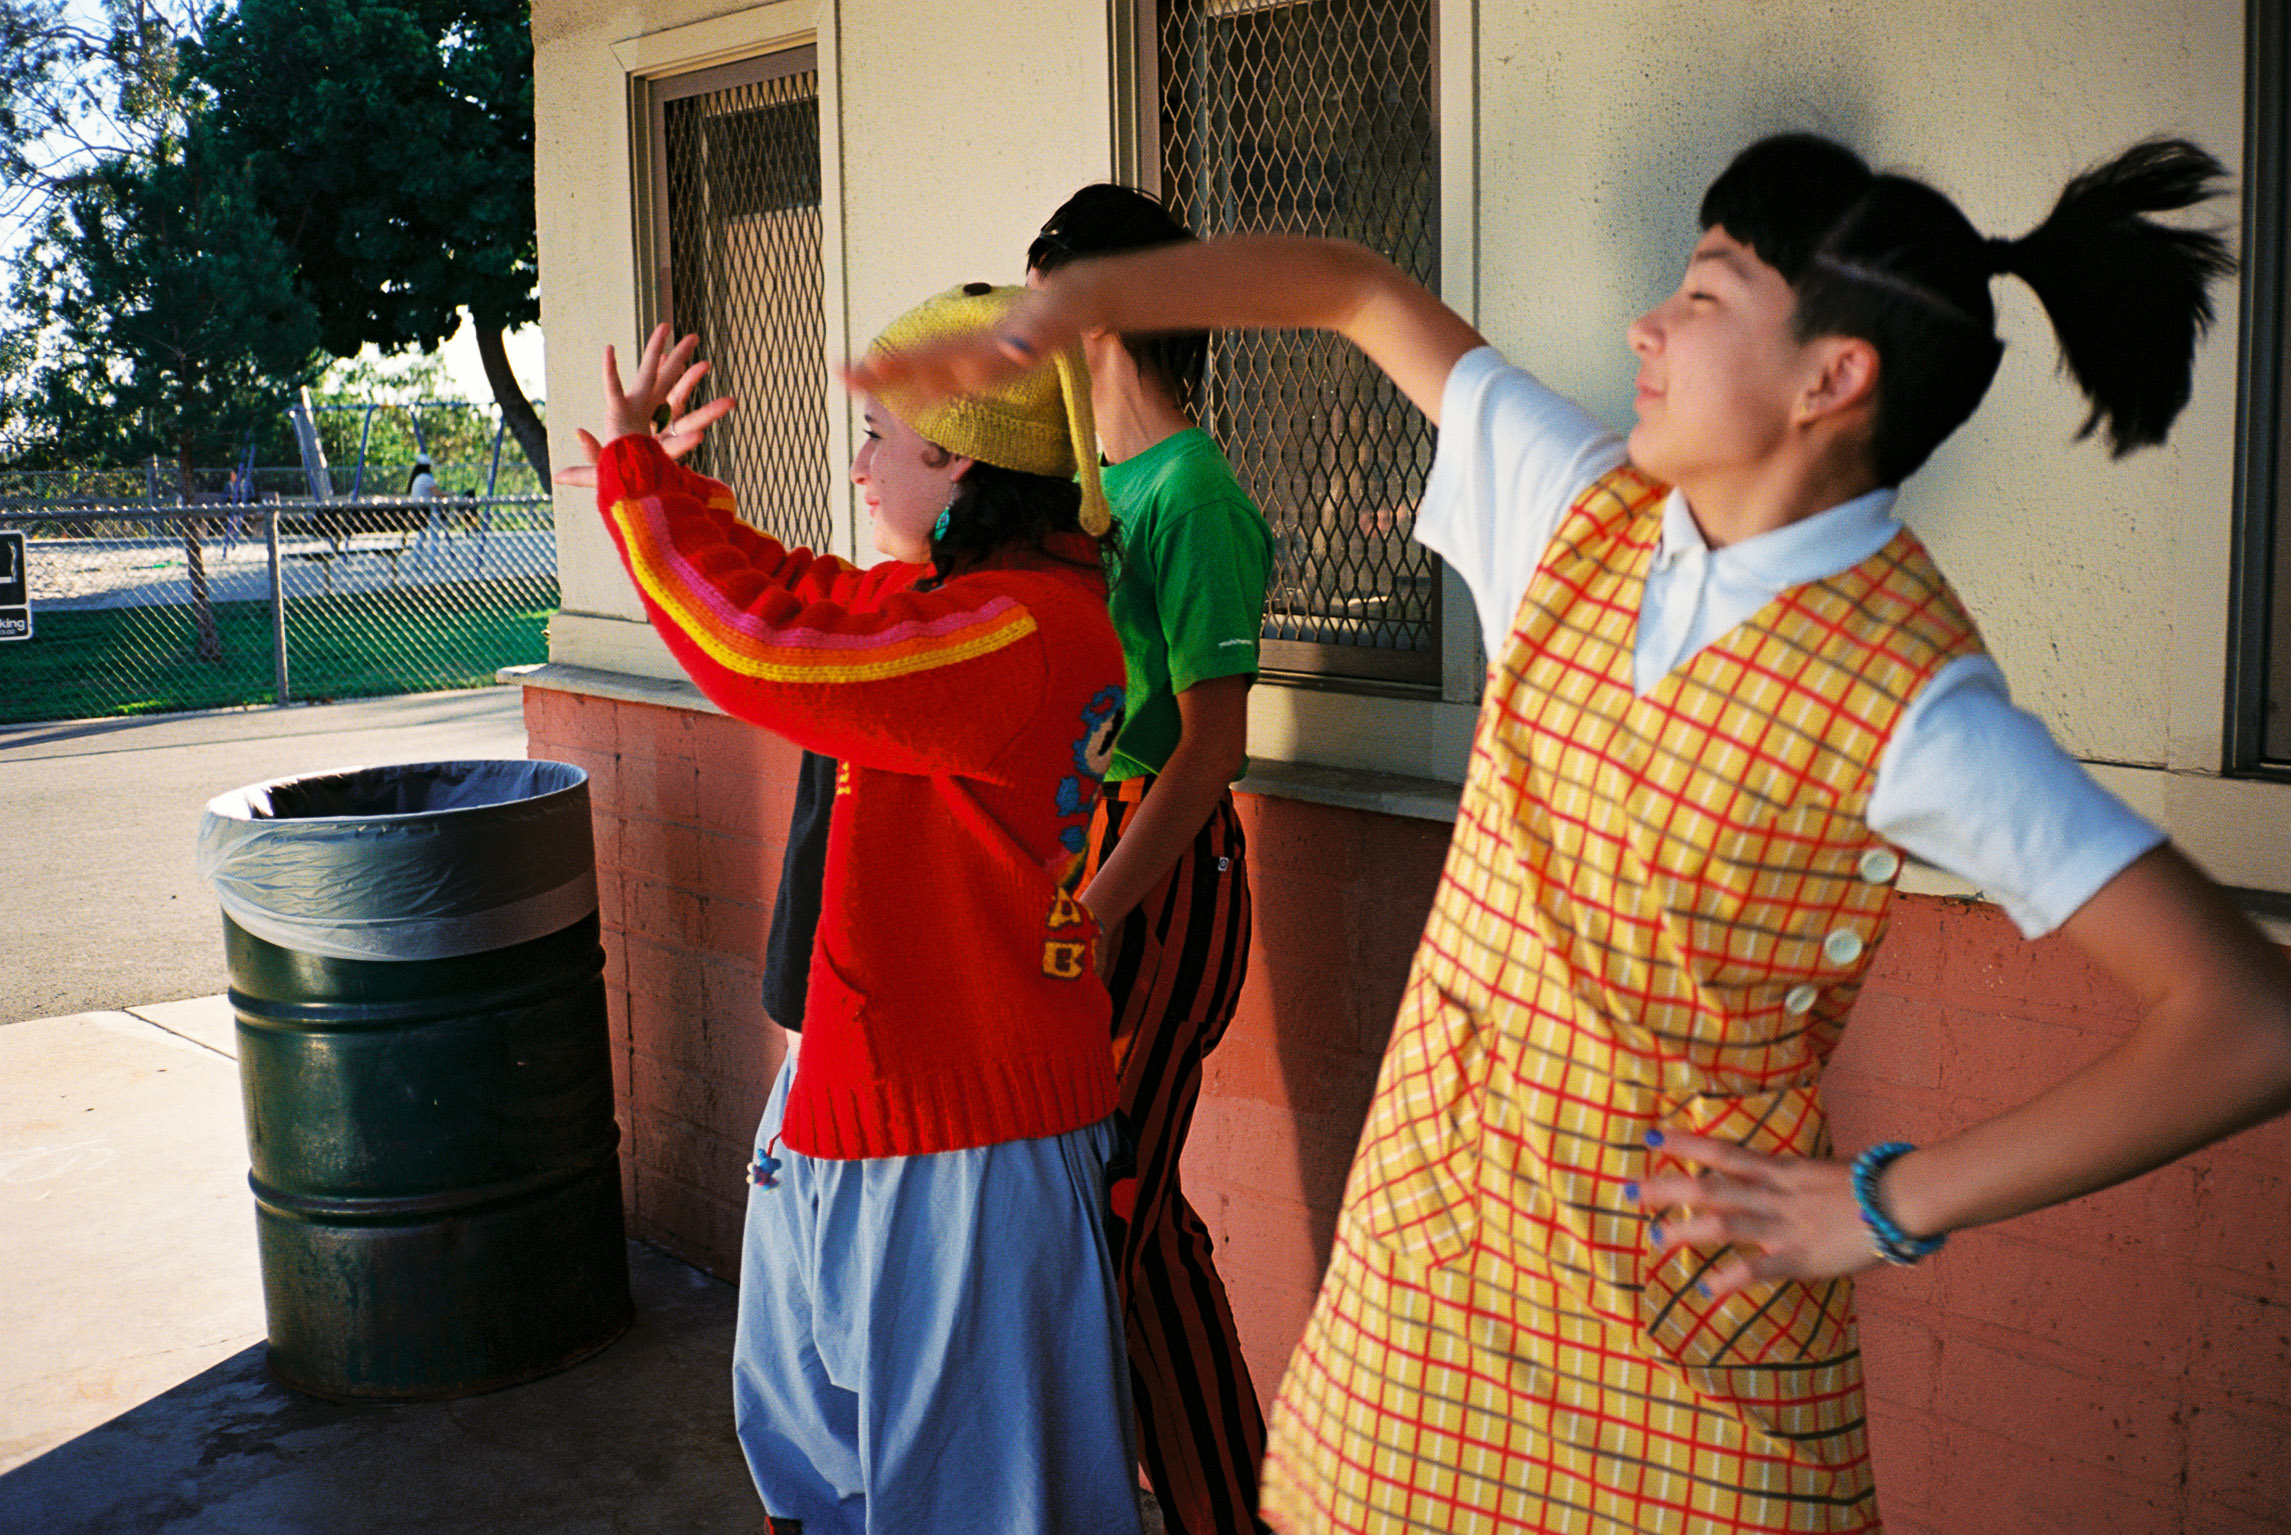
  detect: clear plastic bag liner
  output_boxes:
[197,760,599,961]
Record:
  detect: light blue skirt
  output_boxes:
[732,1058,1142,1535]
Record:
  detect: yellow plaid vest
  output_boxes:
[1274,465,1985,1532]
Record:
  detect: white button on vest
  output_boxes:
[1858,847,1901,884]
[1784,984,1819,1016]
[1823,928,1865,966]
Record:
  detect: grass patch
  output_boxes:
[0,575,557,725]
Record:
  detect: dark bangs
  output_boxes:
[1697,133,1873,285]
[1696,134,2007,485]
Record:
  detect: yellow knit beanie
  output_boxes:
[864,283,1111,537]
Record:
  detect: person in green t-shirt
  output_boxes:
[1029,184,1275,1535]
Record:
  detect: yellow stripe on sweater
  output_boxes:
[619,499,1038,684]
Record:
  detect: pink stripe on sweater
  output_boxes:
[640,495,1020,651]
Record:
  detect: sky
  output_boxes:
[401,319,548,412]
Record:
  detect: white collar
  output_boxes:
[1655,485,1901,588]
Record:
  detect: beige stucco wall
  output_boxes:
[529,0,2291,891]
[833,4,1113,354]
[1458,0,2284,890]
[532,0,1118,677]
[1470,0,2243,778]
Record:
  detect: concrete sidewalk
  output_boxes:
[0,995,761,1534]
[1,998,258,1475]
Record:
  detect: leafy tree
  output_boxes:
[189,0,550,488]
[0,0,77,202]
[3,0,241,475]
[13,130,321,656]
[0,321,38,463]
[0,2,208,229]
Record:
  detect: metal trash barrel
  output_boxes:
[196,760,632,1400]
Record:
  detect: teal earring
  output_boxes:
[932,504,953,542]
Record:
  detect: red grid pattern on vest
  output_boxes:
[1262,467,1984,1533]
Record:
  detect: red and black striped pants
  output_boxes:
[1082,775,1268,1535]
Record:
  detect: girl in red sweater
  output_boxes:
[562,290,1140,1535]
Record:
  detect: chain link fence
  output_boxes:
[0,457,546,507]
[0,491,556,727]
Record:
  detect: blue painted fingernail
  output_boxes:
[1697,1281,1714,1299]
[1623,1181,1640,1201]
[1645,1129,1665,1148]
[1650,1224,1665,1245]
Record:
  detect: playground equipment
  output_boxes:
[286,386,521,501]
[278,388,538,578]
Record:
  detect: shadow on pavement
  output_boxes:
[0,1243,768,1535]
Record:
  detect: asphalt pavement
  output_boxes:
[0,688,529,1023]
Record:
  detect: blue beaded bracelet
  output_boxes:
[1851,1141,1946,1266]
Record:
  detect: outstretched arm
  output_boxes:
[569,329,1041,776]
[1642,844,2291,1293]
[847,236,1487,425]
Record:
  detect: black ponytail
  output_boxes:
[1701,134,2233,484]
[1996,139,2235,456]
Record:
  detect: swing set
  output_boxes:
[256,388,540,584]
[286,388,520,502]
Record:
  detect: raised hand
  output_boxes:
[556,322,737,488]
[1635,1132,1883,1297]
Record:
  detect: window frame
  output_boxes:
[637,47,821,347]
[624,16,856,563]
[2232,0,2291,778]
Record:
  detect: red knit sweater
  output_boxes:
[595,437,1125,1159]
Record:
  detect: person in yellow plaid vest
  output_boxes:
[851,133,2291,1533]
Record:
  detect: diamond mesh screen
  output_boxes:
[661,63,832,551]
[1158,0,1440,682]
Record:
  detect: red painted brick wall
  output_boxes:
[525,686,798,1278]
[1181,794,1449,1403]
[1826,897,2291,1534]
[526,683,2291,1530]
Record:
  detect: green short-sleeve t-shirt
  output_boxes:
[1099,428,1274,784]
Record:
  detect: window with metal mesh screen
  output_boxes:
[1156,0,1440,684]
[653,52,831,551]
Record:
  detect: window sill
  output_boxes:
[1234,759,1461,824]
[504,661,2291,943]
[501,661,723,715]
[503,662,1464,823]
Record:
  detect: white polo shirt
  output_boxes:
[1418,346,2163,938]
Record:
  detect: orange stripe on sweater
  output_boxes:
[615,496,1038,683]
